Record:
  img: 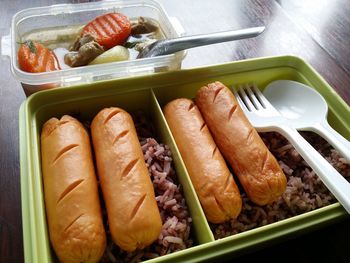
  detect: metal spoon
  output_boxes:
[263,80,350,162]
[137,26,265,58]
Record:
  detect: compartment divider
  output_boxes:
[150,88,215,244]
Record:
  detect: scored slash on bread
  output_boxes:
[130,194,147,220]
[121,158,140,179]
[57,178,84,205]
[112,130,129,144]
[52,143,79,164]
[228,104,238,120]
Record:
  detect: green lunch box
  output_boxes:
[19,55,350,262]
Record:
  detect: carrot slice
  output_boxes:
[18,41,60,73]
[81,13,131,49]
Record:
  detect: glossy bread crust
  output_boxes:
[91,107,162,252]
[196,82,287,205]
[41,115,106,263]
[164,98,242,223]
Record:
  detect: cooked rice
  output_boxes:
[211,131,350,239]
[77,109,349,255]
[101,112,193,262]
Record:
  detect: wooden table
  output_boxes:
[1,0,349,262]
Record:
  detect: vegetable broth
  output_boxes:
[20,17,165,69]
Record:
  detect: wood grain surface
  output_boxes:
[0,0,349,262]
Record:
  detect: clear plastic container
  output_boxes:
[1,0,185,95]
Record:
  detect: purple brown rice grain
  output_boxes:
[210,131,350,239]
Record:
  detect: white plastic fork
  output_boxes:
[233,83,350,214]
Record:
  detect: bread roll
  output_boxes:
[91,107,162,252]
[196,82,287,205]
[41,115,106,263]
[164,98,242,223]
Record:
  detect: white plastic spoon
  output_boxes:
[235,84,350,214]
[263,80,350,162]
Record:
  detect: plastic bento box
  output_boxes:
[19,56,350,262]
[1,0,185,95]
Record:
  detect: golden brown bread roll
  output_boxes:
[41,115,106,263]
[164,98,242,223]
[196,82,287,205]
[91,107,162,252]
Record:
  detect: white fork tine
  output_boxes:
[250,83,281,115]
[244,83,264,110]
[233,83,283,127]
[237,84,255,111]
[232,87,246,110]
[250,83,268,108]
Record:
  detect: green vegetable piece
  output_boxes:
[25,40,37,53]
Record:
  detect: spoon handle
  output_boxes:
[160,27,265,55]
[309,121,350,162]
[275,125,350,214]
